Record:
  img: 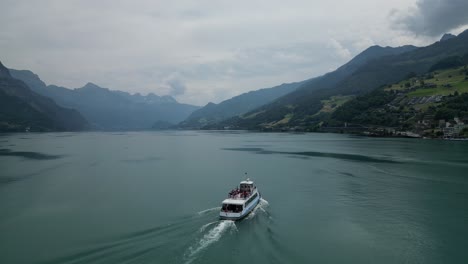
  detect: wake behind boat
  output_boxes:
[219,178,261,220]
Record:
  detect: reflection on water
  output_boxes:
[0,162,69,186]
[222,147,400,163]
[0,148,63,160]
[121,157,162,163]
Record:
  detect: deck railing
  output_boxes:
[227,190,255,200]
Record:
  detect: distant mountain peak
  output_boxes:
[0,61,12,78]
[81,82,104,90]
[9,69,47,92]
[160,95,177,103]
[361,44,417,54]
[338,44,417,72]
[440,33,456,42]
[459,29,468,37]
[366,45,383,50]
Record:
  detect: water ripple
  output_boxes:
[222,147,400,163]
[0,148,63,160]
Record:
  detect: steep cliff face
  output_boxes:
[0,61,88,132]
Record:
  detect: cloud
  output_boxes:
[167,78,187,96]
[163,73,187,96]
[0,0,436,105]
[391,0,468,36]
[328,39,352,60]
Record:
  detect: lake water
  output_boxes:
[0,131,467,264]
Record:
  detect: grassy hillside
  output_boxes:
[222,30,468,130]
[318,95,355,114]
[386,67,468,97]
[179,81,305,129]
[327,65,468,137]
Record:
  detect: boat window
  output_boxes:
[240,183,253,192]
[246,192,258,205]
[223,203,243,213]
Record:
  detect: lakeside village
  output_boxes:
[266,69,468,140]
[253,91,468,140]
[352,93,468,140]
[260,116,468,140]
[304,116,467,139]
[243,90,468,139]
[305,92,467,139]
[360,116,468,140]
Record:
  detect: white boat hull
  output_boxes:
[219,193,261,220]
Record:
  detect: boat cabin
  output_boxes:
[228,178,256,199]
[239,179,254,192]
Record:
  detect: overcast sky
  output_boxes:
[1,0,468,106]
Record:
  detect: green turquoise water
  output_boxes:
[0,131,467,263]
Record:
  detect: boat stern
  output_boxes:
[219,211,242,220]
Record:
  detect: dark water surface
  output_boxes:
[0,131,467,263]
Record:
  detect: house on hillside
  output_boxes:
[443,118,467,138]
[439,119,446,128]
[462,116,468,124]
[424,83,437,88]
[443,127,455,138]
[420,114,435,126]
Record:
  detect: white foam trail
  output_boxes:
[245,198,270,220]
[185,220,236,264]
[198,221,218,233]
[197,207,221,215]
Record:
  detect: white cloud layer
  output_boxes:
[1,0,467,105]
[390,0,468,36]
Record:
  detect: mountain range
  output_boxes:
[2,30,467,133]
[9,70,199,130]
[0,62,88,132]
[214,30,468,130]
[179,44,419,129]
[179,81,306,129]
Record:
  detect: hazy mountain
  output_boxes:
[440,33,456,42]
[221,30,468,129]
[9,70,200,130]
[180,45,418,129]
[216,44,417,128]
[178,81,306,128]
[0,61,88,132]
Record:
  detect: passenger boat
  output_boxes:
[219,178,261,220]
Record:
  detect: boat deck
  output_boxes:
[229,192,251,200]
[223,189,257,204]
